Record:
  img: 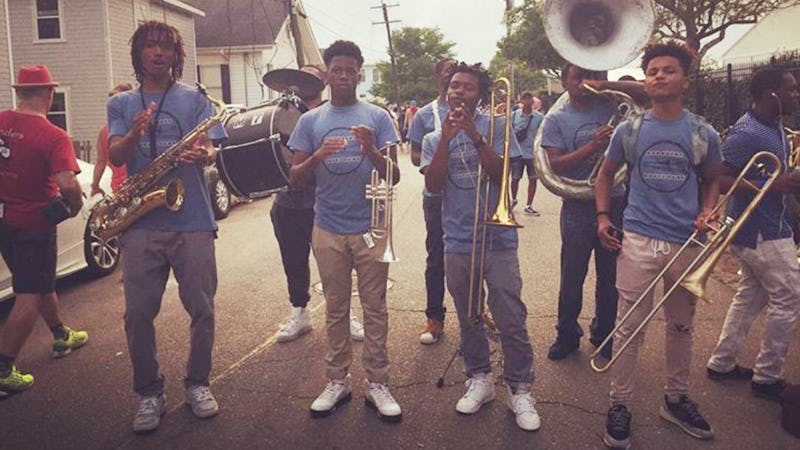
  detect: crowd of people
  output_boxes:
[0,19,797,448]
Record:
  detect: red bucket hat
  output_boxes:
[12,65,59,88]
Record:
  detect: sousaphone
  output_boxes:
[533,0,655,200]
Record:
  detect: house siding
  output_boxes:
[8,0,109,144]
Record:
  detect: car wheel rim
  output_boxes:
[215,180,229,211]
[90,231,120,269]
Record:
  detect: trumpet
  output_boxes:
[590,151,783,373]
[467,78,521,325]
[365,142,399,263]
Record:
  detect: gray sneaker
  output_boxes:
[133,394,166,433]
[186,385,219,418]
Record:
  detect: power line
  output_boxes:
[371,2,401,105]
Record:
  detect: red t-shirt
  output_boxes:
[98,124,127,191]
[0,110,80,231]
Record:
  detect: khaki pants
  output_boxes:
[610,231,700,405]
[312,226,390,383]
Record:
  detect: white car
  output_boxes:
[0,159,120,302]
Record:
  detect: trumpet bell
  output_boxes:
[543,0,655,71]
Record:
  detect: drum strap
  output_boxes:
[430,98,444,131]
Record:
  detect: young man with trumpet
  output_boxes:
[288,40,402,422]
[422,62,540,432]
[540,64,644,361]
[596,41,723,448]
[408,57,457,345]
[707,68,800,402]
[108,21,227,433]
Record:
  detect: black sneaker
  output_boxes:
[659,395,714,440]
[547,339,579,361]
[706,364,753,381]
[604,404,631,449]
[751,379,788,403]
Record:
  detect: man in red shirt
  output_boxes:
[91,83,133,196]
[0,65,88,395]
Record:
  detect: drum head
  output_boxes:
[217,99,303,197]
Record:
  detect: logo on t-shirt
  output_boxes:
[0,137,9,159]
[638,140,692,192]
[447,136,480,190]
[573,122,603,168]
[319,127,366,175]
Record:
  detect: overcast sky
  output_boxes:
[301,0,751,78]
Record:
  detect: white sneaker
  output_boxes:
[365,380,402,422]
[507,384,541,431]
[185,385,219,419]
[133,393,166,433]
[276,307,312,343]
[456,372,495,414]
[310,375,352,418]
[350,312,364,342]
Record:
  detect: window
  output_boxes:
[198,65,230,104]
[47,91,67,131]
[36,0,62,40]
[359,70,365,82]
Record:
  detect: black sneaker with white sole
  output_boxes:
[659,395,714,440]
[604,404,631,449]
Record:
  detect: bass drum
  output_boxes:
[217,99,305,198]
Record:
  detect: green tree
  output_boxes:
[370,27,455,104]
[496,0,564,76]
[489,54,548,96]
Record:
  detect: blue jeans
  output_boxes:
[423,194,446,321]
[556,199,622,345]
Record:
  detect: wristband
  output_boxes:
[596,211,610,218]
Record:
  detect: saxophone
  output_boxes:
[89,84,239,241]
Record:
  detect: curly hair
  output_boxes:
[641,40,696,76]
[130,21,186,83]
[749,68,789,101]
[444,62,492,106]
[323,40,364,68]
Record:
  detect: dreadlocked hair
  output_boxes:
[130,21,186,83]
[445,62,493,106]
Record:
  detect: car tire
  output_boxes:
[207,167,231,220]
[83,224,120,278]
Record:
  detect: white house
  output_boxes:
[356,61,382,102]
[721,6,800,66]
[192,0,323,107]
[0,0,203,156]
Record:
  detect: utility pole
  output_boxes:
[285,0,305,68]
[372,2,401,106]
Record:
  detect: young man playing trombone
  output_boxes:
[707,68,800,402]
[422,62,539,432]
[596,41,723,448]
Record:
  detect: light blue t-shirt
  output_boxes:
[511,109,544,159]
[540,98,625,200]
[107,82,227,232]
[287,101,399,234]
[420,114,521,254]
[605,110,723,243]
[408,98,450,198]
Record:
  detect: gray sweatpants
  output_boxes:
[707,235,800,383]
[445,250,534,388]
[120,229,217,396]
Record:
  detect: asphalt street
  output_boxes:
[0,153,798,449]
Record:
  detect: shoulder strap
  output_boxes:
[688,112,709,166]
[621,113,644,167]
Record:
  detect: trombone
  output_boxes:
[466,77,522,325]
[365,141,399,263]
[590,151,783,373]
